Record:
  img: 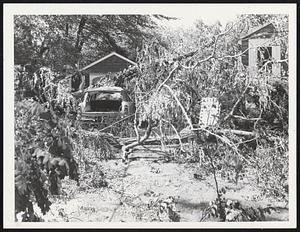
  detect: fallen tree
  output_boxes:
[117,128,256,146]
[117,18,289,206]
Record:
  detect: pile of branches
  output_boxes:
[71,128,121,170]
[125,28,289,207]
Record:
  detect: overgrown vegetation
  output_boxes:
[14,14,289,222]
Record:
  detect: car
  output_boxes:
[78,86,135,127]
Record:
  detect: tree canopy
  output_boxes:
[14,15,167,72]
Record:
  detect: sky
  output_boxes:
[160,13,239,28]
[5,3,293,29]
[157,15,239,28]
[150,8,239,29]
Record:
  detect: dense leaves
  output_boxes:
[14,15,162,71]
[202,196,276,222]
[14,67,80,221]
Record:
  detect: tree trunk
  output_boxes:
[122,119,152,162]
[75,16,86,53]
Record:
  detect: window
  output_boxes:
[87,92,122,112]
[257,47,272,71]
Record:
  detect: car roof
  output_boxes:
[86,86,124,93]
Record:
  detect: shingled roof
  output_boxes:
[241,23,276,40]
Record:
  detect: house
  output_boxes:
[69,52,137,92]
[239,23,282,76]
[83,52,137,87]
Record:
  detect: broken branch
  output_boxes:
[162,84,194,129]
[155,65,180,94]
[224,83,251,121]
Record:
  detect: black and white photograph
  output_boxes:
[3,3,297,229]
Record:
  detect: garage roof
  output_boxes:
[80,52,137,72]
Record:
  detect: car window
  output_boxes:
[89,92,122,101]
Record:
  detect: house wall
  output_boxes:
[247,38,281,76]
[89,72,117,86]
[271,46,281,76]
[86,55,132,73]
[86,55,134,86]
[239,24,282,77]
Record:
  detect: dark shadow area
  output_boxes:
[264,216,288,221]
[176,198,209,211]
[264,207,289,221]
[90,100,121,112]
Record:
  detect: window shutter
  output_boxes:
[272,46,281,76]
[248,46,257,75]
[241,40,249,66]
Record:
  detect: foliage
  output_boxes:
[14,67,80,221]
[71,129,116,170]
[130,194,181,222]
[255,134,289,202]
[201,196,276,222]
[14,15,165,71]
[157,196,181,222]
[90,164,108,188]
[14,99,79,220]
[14,64,125,221]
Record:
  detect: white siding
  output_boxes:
[248,44,257,76]
[249,38,271,76]
[248,38,281,76]
[272,46,281,76]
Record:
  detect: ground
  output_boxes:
[40,146,289,222]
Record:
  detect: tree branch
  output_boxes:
[75,16,87,52]
[206,148,221,200]
[221,129,256,137]
[134,111,141,143]
[161,118,184,152]
[230,115,262,121]
[224,83,251,121]
[162,84,193,129]
[159,84,256,166]
[155,65,180,94]
[122,118,152,162]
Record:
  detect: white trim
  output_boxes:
[80,52,137,71]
